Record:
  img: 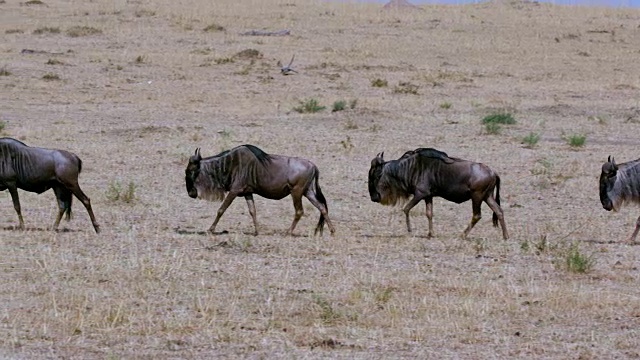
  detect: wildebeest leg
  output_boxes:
[462,197,483,239]
[485,196,509,240]
[244,194,259,236]
[403,195,424,233]
[209,192,238,234]
[424,197,434,238]
[304,189,336,235]
[627,215,640,243]
[65,183,100,233]
[7,186,25,230]
[287,190,304,235]
[52,186,73,230]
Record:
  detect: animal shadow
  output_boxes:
[173,226,228,236]
[2,225,80,233]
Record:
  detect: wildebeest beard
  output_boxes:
[191,160,229,202]
[374,161,416,206]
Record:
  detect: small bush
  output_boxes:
[134,55,146,64]
[214,57,234,65]
[332,100,347,112]
[233,49,262,60]
[66,26,102,37]
[440,102,452,109]
[0,67,11,76]
[349,99,358,109]
[482,113,516,125]
[106,181,137,203]
[203,23,225,32]
[24,0,44,5]
[565,244,595,273]
[371,78,388,87]
[33,27,60,35]
[293,98,326,113]
[522,132,540,148]
[568,134,586,148]
[6,29,24,34]
[42,73,60,81]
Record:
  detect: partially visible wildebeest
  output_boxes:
[185,144,335,236]
[368,148,508,239]
[599,155,640,242]
[0,138,100,232]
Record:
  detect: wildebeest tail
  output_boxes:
[314,170,328,236]
[492,175,501,227]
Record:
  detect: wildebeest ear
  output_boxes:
[610,156,617,168]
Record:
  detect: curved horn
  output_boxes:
[195,148,202,160]
[608,155,612,163]
[611,156,617,169]
[376,151,384,160]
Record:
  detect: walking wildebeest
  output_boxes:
[599,155,640,242]
[0,138,100,233]
[368,148,509,239]
[185,144,335,236]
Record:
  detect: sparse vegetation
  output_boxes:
[0,67,11,76]
[6,29,24,34]
[344,119,358,130]
[340,136,354,150]
[522,132,540,148]
[66,26,102,37]
[484,122,501,135]
[567,134,587,148]
[371,78,388,87]
[42,73,60,81]
[134,55,146,64]
[46,58,65,65]
[440,102,452,109]
[332,100,347,112]
[203,23,225,32]
[106,181,137,203]
[293,98,326,113]
[393,81,419,95]
[564,243,595,273]
[214,57,234,64]
[349,99,358,109]
[33,26,60,34]
[482,113,516,125]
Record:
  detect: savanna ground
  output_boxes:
[2,0,640,358]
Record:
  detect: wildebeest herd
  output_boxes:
[0,136,638,241]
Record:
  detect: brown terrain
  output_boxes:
[2,0,640,358]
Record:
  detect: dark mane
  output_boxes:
[410,148,456,164]
[242,144,272,165]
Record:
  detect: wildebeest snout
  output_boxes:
[602,200,613,211]
[370,193,381,203]
[188,188,198,199]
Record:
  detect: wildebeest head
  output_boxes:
[600,155,618,211]
[368,152,385,203]
[185,148,202,198]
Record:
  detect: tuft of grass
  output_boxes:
[332,100,347,112]
[567,134,586,148]
[312,295,342,325]
[66,26,102,37]
[349,99,358,109]
[522,132,540,148]
[106,181,137,203]
[293,98,326,113]
[134,55,146,64]
[24,0,45,5]
[0,67,11,76]
[42,73,60,81]
[484,122,501,135]
[482,113,516,125]
[344,119,358,130]
[371,78,388,87]
[0,120,6,134]
[440,102,452,109]
[214,57,234,65]
[6,29,24,34]
[33,26,60,35]
[340,136,354,150]
[564,244,595,273]
[203,23,225,32]
[45,58,65,65]
[233,49,262,60]
[393,81,419,95]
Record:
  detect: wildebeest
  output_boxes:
[368,148,508,239]
[185,144,335,236]
[599,155,640,242]
[0,138,100,232]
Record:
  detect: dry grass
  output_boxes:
[1,0,640,358]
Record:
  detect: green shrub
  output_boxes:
[440,102,452,109]
[33,26,60,34]
[42,73,60,81]
[522,132,540,148]
[485,123,501,135]
[332,100,347,112]
[565,244,595,273]
[293,98,326,113]
[482,113,516,125]
[568,134,586,148]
